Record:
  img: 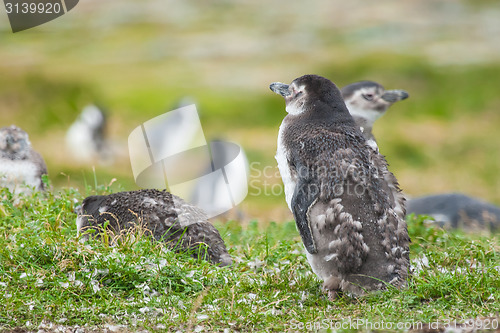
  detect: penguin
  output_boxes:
[66,104,110,163]
[407,193,500,233]
[189,139,249,219]
[139,97,203,168]
[341,81,409,149]
[0,125,48,195]
[340,84,499,234]
[270,74,410,298]
[76,189,232,267]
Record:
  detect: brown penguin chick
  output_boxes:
[341,81,409,150]
[270,75,410,298]
[76,189,232,267]
[0,125,48,194]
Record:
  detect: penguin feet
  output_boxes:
[327,289,340,301]
[323,276,341,301]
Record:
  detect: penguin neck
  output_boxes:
[352,115,374,138]
[315,104,358,128]
[291,100,355,124]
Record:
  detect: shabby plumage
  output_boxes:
[76,189,232,267]
[270,75,410,298]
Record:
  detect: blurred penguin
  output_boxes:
[136,97,249,220]
[407,193,500,233]
[144,97,202,160]
[0,125,48,195]
[190,139,249,220]
[66,104,111,164]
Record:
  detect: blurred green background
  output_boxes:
[1,0,499,222]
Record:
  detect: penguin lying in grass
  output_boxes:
[270,74,410,298]
[76,189,232,267]
[407,193,500,233]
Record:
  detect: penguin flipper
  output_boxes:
[291,168,319,254]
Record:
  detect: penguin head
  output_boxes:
[78,105,106,131]
[270,78,304,115]
[341,81,409,126]
[0,125,31,160]
[270,75,351,119]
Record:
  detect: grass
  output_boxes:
[0,186,498,332]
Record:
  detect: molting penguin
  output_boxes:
[76,189,232,267]
[0,125,48,195]
[270,75,410,298]
[341,81,408,149]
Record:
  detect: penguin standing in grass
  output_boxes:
[270,74,410,298]
[341,81,409,149]
[76,189,232,267]
[66,104,110,163]
[340,82,500,233]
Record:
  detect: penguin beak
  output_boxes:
[269,82,291,98]
[381,90,409,103]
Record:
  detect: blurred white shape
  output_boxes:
[143,104,206,161]
[179,169,233,217]
[190,140,249,217]
[128,126,152,183]
[65,104,110,163]
[222,144,249,206]
[128,104,249,218]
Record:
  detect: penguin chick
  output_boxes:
[341,81,408,148]
[270,75,410,298]
[0,125,48,194]
[76,189,232,267]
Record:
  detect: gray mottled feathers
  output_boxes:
[76,189,232,267]
[272,75,409,297]
[0,125,48,193]
[285,116,409,295]
[407,193,500,233]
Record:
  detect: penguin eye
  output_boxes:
[362,93,374,101]
[295,91,303,98]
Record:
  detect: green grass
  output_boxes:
[0,187,498,332]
